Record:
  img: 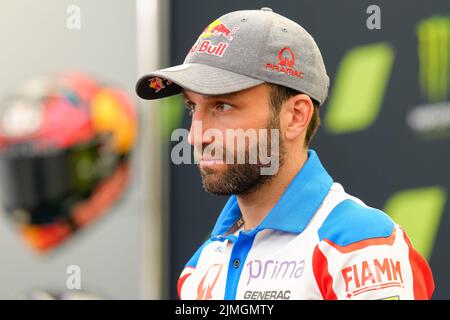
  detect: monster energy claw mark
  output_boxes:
[417,16,450,103]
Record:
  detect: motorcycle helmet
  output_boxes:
[0,72,137,252]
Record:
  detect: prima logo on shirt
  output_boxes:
[245,259,305,286]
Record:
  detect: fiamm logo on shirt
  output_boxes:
[341,258,404,298]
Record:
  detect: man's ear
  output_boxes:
[283,94,314,141]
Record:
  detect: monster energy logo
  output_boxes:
[417,16,450,103]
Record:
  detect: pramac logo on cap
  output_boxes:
[278,47,295,67]
[265,47,304,78]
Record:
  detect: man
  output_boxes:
[136,8,434,300]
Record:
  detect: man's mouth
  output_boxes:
[199,158,224,167]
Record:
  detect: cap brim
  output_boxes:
[135,63,264,100]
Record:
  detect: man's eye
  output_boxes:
[215,103,233,112]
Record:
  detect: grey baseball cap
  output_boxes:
[136,7,329,105]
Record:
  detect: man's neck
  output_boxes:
[236,149,309,231]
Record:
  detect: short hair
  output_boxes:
[267,83,320,148]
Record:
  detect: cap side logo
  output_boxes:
[278,47,295,67]
[149,77,172,93]
[266,47,304,78]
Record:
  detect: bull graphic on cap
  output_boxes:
[149,77,166,93]
[201,19,239,41]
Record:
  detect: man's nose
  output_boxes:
[187,113,214,146]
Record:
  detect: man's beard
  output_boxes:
[198,115,285,196]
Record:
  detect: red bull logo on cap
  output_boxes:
[189,20,239,58]
[149,77,171,93]
[201,19,239,41]
[190,40,228,57]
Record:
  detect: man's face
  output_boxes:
[183,84,284,196]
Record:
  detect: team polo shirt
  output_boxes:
[177,149,435,300]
